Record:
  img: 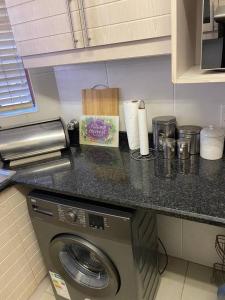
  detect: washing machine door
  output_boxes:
[49,234,120,298]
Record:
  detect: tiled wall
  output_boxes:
[0,186,46,300]
[2,55,224,130]
[54,55,225,129]
[157,215,225,267]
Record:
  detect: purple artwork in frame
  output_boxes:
[80,115,119,147]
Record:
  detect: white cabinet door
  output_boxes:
[6,0,84,56]
[5,0,33,7]
[73,0,171,47]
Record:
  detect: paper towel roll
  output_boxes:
[123,100,140,150]
[138,101,149,156]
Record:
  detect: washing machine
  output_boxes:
[27,190,159,300]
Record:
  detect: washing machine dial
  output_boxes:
[66,210,77,222]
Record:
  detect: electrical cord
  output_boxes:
[158,237,168,275]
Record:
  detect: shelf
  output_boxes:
[172,0,225,84]
[176,65,225,83]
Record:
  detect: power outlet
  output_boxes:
[220,105,225,128]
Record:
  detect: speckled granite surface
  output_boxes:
[11,146,225,226]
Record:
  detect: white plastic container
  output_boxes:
[200,126,224,160]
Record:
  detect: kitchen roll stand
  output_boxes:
[130,148,156,161]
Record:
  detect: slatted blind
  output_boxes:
[0,0,34,112]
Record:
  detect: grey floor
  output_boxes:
[30,257,218,300]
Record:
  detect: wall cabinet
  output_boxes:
[5,0,84,56]
[76,0,171,47]
[5,0,171,67]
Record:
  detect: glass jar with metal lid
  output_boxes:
[152,116,176,151]
[200,126,224,160]
[178,125,202,155]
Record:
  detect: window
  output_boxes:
[0,0,34,114]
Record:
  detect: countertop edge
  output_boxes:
[13,180,225,228]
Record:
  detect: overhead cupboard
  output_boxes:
[5,0,83,55]
[5,0,171,67]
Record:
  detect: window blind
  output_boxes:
[0,0,34,112]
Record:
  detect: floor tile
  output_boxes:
[29,276,53,300]
[182,263,218,300]
[30,259,219,300]
[40,292,55,300]
[155,256,188,300]
[46,282,54,295]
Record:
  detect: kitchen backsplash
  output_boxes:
[54,55,225,130]
[1,55,225,130]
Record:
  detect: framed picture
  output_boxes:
[80,115,119,147]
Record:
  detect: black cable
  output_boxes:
[220,24,225,68]
[158,237,168,275]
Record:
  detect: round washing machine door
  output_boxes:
[49,234,120,298]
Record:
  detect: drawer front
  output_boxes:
[7,0,69,25]
[82,14,171,47]
[6,0,83,56]
[75,0,171,47]
[81,0,170,29]
[12,14,75,42]
[16,31,84,56]
[5,0,34,8]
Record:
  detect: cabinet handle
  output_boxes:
[79,0,91,47]
[66,0,78,48]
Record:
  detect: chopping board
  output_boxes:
[82,88,119,116]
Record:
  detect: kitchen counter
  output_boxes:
[12,146,225,226]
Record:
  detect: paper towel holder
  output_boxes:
[130,148,156,161]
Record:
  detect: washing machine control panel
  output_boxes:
[57,205,109,230]
[29,193,131,238]
[58,205,86,227]
[66,210,77,222]
[88,213,104,230]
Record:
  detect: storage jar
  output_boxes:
[178,125,202,155]
[200,126,224,160]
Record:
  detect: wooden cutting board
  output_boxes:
[82,88,119,116]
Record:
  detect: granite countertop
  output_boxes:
[11,146,225,226]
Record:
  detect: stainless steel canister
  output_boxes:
[67,119,79,146]
[152,116,176,151]
[154,158,176,179]
[177,138,190,160]
[178,125,202,155]
[162,138,176,159]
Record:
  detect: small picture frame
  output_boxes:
[80,115,119,147]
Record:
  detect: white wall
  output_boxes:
[54,55,225,129]
[157,215,225,268]
[0,67,61,128]
[54,55,225,267]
